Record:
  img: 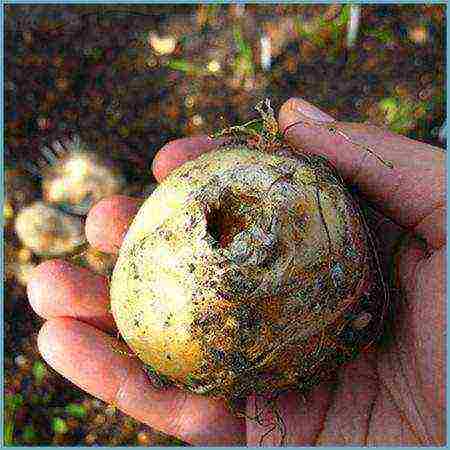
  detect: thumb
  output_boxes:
[278,98,446,250]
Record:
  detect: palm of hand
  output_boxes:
[27,99,445,446]
[254,219,444,446]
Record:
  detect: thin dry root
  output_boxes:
[327,126,394,169]
[227,394,287,446]
[109,334,136,357]
[282,119,394,169]
[209,119,261,140]
[259,395,287,446]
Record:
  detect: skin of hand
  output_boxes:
[27,97,446,446]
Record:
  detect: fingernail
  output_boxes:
[288,98,335,123]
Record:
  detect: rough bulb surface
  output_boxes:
[111,144,384,398]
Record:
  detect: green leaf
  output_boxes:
[65,403,87,419]
[242,118,264,135]
[368,28,395,44]
[169,436,187,446]
[88,47,103,62]
[233,27,252,59]
[185,373,201,387]
[167,59,204,76]
[41,392,53,404]
[52,417,68,435]
[379,97,398,112]
[4,420,14,446]
[143,364,171,387]
[178,35,189,48]
[5,393,23,411]
[336,4,351,27]
[30,394,40,405]
[4,395,23,446]
[22,425,37,443]
[294,17,326,48]
[233,26,255,77]
[32,361,47,384]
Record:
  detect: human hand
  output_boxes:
[27,137,246,446]
[27,97,445,446]
[253,98,445,446]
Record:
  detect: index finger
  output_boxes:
[152,136,224,183]
[86,139,223,254]
[279,98,446,249]
[39,318,245,445]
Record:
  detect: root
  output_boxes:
[259,394,287,446]
[109,332,136,357]
[209,119,261,140]
[327,126,394,169]
[227,393,287,446]
[282,119,394,169]
[357,202,391,342]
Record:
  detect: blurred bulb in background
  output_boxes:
[14,201,86,257]
[148,33,177,55]
[40,135,124,216]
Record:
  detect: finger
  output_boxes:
[28,259,115,333]
[407,247,446,413]
[86,195,143,254]
[246,381,334,446]
[279,98,446,249]
[389,243,446,439]
[315,352,379,445]
[152,136,224,182]
[87,140,223,252]
[38,318,245,446]
[367,386,424,445]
